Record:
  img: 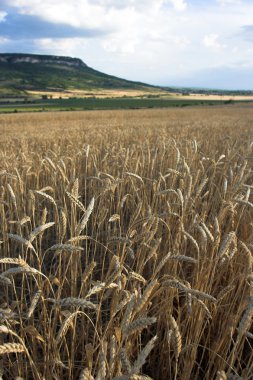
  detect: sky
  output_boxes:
[0,0,253,89]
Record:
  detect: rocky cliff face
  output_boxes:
[0,54,87,68]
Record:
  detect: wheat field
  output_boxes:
[0,106,252,380]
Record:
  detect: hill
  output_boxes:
[0,53,158,97]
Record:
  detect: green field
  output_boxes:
[0,96,239,113]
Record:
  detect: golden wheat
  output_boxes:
[0,106,252,379]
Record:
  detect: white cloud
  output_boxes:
[6,1,164,29]
[174,36,190,48]
[102,36,140,54]
[217,0,241,5]
[36,38,89,56]
[0,11,7,22]
[0,37,9,44]
[3,0,253,88]
[169,0,187,11]
[203,34,226,50]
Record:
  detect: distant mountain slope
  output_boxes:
[0,53,156,96]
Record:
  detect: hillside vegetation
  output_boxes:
[0,107,252,379]
[0,53,155,96]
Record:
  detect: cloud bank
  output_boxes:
[0,0,253,89]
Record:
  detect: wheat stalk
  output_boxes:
[120,348,132,374]
[34,190,57,207]
[56,311,84,344]
[48,243,84,252]
[168,316,182,360]
[169,255,197,264]
[134,281,157,316]
[0,257,27,266]
[79,368,94,380]
[7,184,17,207]
[48,297,98,310]
[29,222,55,242]
[7,234,35,251]
[131,336,157,374]
[0,343,25,355]
[124,172,144,184]
[77,197,95,235]
[66,191,86,212]
[218,232,235,257]
[123,316,157,336]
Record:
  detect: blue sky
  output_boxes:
[0,0,253,89]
